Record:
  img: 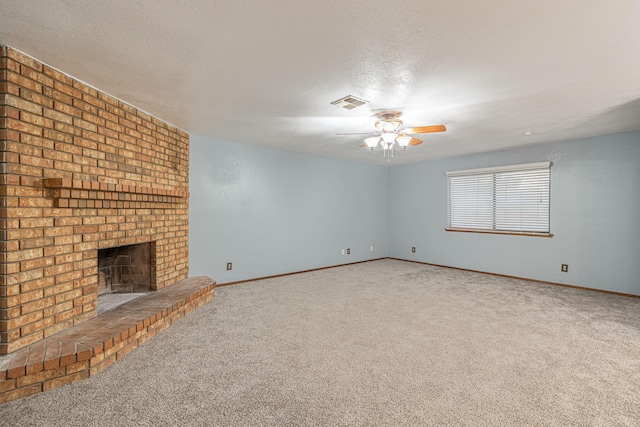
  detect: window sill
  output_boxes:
[445,228,553,238]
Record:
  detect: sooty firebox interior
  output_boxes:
[98,242,153,295]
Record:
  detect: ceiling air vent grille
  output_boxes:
[330,95,369,110]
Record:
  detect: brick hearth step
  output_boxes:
[0,276,215,403]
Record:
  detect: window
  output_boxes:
[446,162,551,236]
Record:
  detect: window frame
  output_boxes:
[445,162,552,237]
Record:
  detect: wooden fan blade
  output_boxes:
[403,124,446,134]
[409,137,423,146]
[359,142,367,148]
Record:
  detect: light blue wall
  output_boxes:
[189,135,389,283]
[388,131,640,295]
[190,131,639,295]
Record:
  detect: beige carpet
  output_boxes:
[1,259,639,426]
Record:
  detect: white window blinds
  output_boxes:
[446,162,551,234]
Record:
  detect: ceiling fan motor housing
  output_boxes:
[375,119,403,132]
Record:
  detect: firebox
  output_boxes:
[98,243,154,295]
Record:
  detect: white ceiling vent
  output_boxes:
[330,95,369,110]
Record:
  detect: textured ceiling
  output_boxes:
[1,1,639,165]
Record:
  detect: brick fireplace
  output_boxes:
[0,46,191,355]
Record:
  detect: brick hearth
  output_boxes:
[0,276,215,403]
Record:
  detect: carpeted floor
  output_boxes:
[1,259,639,426]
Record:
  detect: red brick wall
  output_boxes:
[0,46,189,354]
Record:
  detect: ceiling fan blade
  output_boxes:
[359,142,368,148]
[335,132,379,136]
[409,137,423,146]
[403,124,446,134]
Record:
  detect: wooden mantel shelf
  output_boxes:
[43,178,189,208]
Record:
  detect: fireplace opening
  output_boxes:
[98,243,153,295]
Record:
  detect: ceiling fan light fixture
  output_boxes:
[396,135,411,147]
[337,111,446,161]
[381,132,397,143]
[364,136,380,148]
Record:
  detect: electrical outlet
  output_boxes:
[370,245,374,252]
[561,264,568,272]
[347,248,351,255]
[226,262,232,271]
[412,247,416,253]
[341,249,345,255]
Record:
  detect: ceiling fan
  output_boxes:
[337,111,446,160]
